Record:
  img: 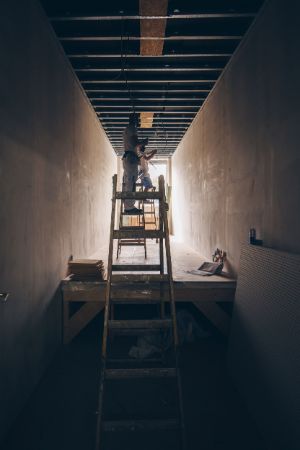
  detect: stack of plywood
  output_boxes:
[68,259,105,281]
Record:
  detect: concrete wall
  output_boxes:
[172,0,300,275]
[0,0,116,440]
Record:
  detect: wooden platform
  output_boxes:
[61,240,236,344]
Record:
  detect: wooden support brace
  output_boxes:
[63,301,104,344]
[193,301,231,335]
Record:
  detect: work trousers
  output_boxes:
[122,156,138,210]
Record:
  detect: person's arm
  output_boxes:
[143,149,157,161]
[134,143,144,158]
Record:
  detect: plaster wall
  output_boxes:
[172,0,300,275]
[0,0,116,440]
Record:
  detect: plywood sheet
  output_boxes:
[139,0,168,56]
[139,0,168,127]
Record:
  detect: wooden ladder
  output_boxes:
[116,198,147,259]
[138,185,158,233]
[95,174,186,450]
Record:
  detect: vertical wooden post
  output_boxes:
[159,174,187,450]
[95,174,117,450]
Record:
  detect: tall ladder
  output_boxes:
[116,198,147,259]
[95,174,186,450]
[137,184,158,232]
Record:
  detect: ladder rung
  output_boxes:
[105,368,176,379]
[109,329,163,336]
[107,358,163,365]
[116,192,162,200]
[111,274,169,283]
[117,225,145,230]
[110,290,162,301]
[112,264,161,272]
[111,298,160,305]
[102,419,179,432]
[109,319,172,330]
[114,230,164,239]
[117,240,146,245]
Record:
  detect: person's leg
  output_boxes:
[141,176,153,202]
[122,158,138,210]
[142,176,153,191]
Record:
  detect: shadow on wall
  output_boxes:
[0,282,63,444]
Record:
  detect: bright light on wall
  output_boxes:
[171,164,184,242]
[148,162,167,182]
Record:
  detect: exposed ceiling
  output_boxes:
[40,0,264,156]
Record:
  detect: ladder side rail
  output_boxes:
[95,174,117,450]
[116,199,124,258]
[158,175,178,344]
[159,179,165,318]
[138,185,147,258]
[117,182,147,258]
[159,175,187,450]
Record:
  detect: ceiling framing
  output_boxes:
[40,0,264,156]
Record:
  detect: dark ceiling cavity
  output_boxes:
[40,0,264,156]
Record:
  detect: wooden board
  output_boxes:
[61,240,236,342]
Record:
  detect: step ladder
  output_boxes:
[95,174,186,450]
[116,194,147,259]
[137,184,158,232]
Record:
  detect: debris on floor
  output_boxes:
[129,310,211,359]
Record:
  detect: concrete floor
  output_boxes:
[3,305,266,450]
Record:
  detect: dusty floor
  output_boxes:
[3,303,266,450]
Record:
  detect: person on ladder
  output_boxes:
[139,146,157,195]
[122,112,148,214]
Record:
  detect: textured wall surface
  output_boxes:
[228,245,300,450]
[172,0,300,275]
[0,0,116,440]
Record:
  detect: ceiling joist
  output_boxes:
[40,0,264,155]
[51,13,256,22]
[59,35,242,41]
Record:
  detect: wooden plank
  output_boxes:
[110,288,161,299]
[95,175,118,450]
[64,302,104,344]
[139,0,168,128]
[140,0,168,56]
[117,226,145,230]
[102,419,179,432]
[107,357,162,365]
[111,274,169,282]
[113,229,164,239]
[110,297,160,304]
[140,112,154,128]
[63,290,105,302]
[62,281,236,302]
[105,367,176,379]
[112,264,161,271]
[116,191,162,200]
[193,301,231,335]
[109,328,163,336]
[109,319,172,329]
[116,240,146,245]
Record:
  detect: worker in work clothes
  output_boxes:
[139,147,157,192]
[122,113,148,214]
